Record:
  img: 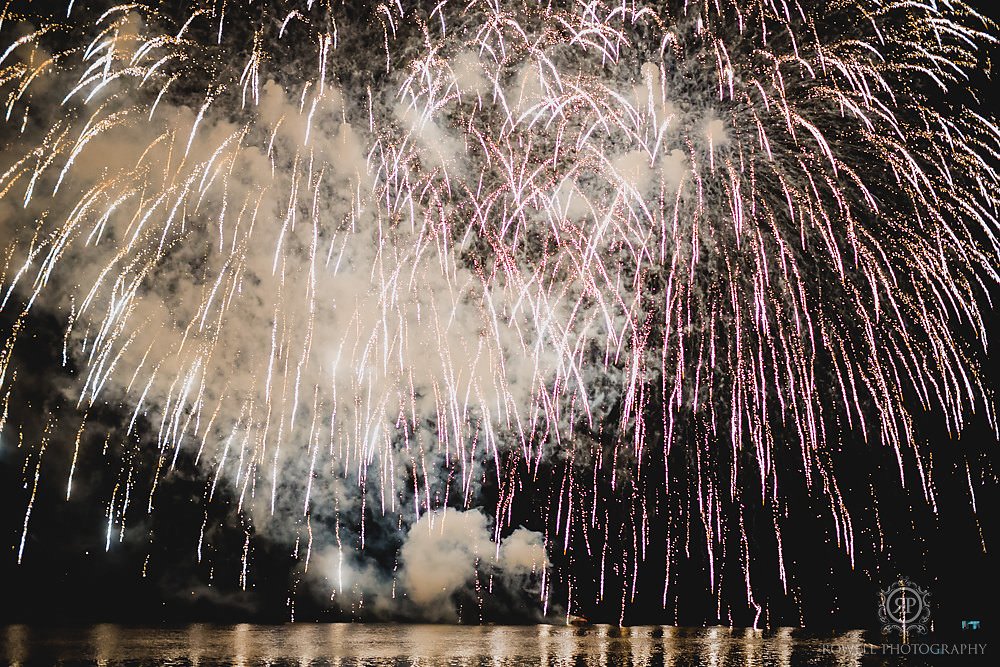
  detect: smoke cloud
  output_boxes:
[306,509,549,621]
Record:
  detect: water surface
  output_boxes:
[0,623,945,666]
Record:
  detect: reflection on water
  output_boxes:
[1,623,893,666]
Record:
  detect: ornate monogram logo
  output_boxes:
[879,577,931,635]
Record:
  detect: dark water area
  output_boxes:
[0,624,986,666]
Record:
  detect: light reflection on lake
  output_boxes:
[1,623,893,666]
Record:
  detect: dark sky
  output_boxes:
[0,0,998,632]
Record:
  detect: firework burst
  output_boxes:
[0,0,997,623]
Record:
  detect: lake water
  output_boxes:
[0,624,953,666]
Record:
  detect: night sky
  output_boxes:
[1,0,999,634]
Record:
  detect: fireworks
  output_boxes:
[0,0,997,623]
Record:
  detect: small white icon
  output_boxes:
[879,577,931,635]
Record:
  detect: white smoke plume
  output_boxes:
[307,509,548,621]
[0,3,647,614]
